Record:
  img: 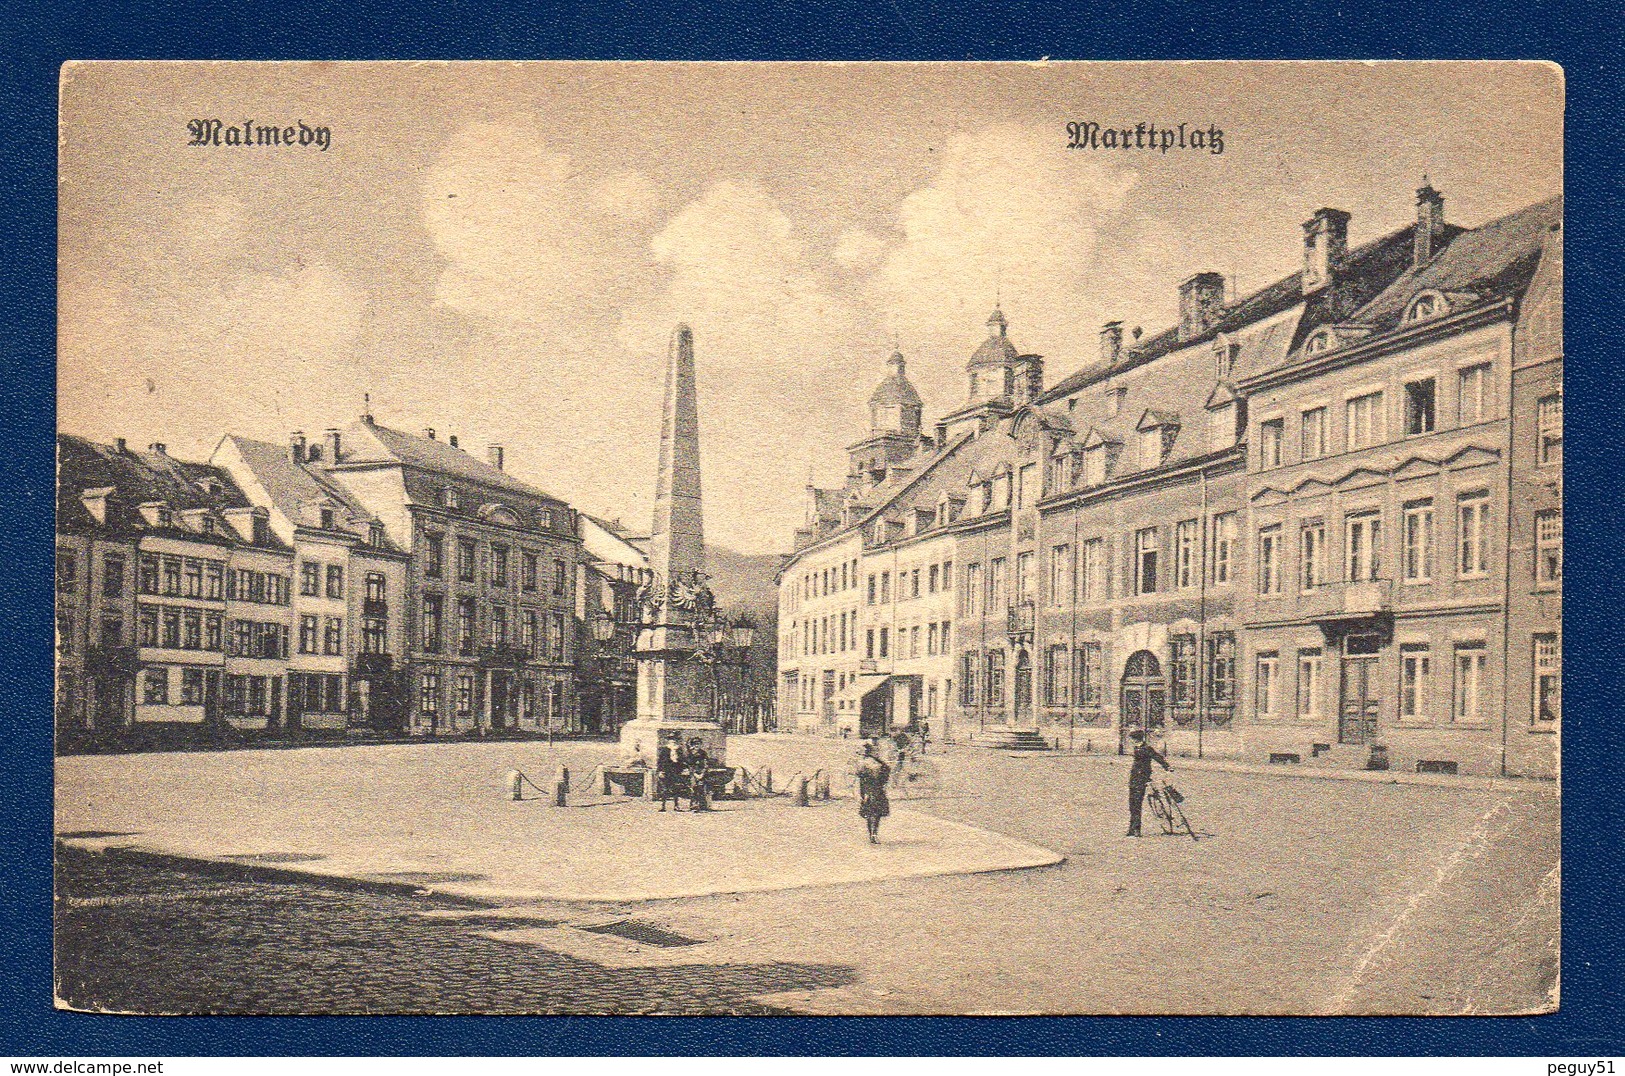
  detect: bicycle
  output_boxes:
[1145,775,1199,841]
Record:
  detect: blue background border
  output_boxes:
[5,0,1622,1057]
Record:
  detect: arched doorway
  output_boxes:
[1120,649,1166,752]
[1013,648,1033,727]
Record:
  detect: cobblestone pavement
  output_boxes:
[54,738,1559,1015]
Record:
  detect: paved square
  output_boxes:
[55,739,1061,903]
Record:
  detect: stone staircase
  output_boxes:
[975,727,1052,751]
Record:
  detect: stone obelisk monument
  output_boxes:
[619,324,727,763]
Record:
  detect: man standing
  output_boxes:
[1126,728,1171,837]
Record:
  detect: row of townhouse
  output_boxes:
[778,183,1561,777]
[57,416,652,743]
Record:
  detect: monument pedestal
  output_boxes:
[618,624,727,765]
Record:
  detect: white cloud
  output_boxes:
[833,227,888,272]
[422,120,661,327]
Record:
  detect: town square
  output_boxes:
[53,62,1562,1017]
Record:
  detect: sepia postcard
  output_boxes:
[54,60,1562,1016]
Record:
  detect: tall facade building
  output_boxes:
[777,186,1561,777]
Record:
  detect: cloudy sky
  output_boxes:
[59,62,1561,552]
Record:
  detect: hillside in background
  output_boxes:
[705,544,784,617]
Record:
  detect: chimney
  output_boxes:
[1177,272,1227,341]
[1099,321,1123,367]
[424,427,436,440]
[148,442,167,455]
[934,420,948,447]
[288,430,307,464]
[323,428,341,463]
[1302,208,1351,292]
[487,444,505,471]
[113,438,127,454]
[449,434,459,449]
[1414,179,1445,267]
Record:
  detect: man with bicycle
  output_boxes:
[1126,728,1171,837]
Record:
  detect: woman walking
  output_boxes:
[856,739,892,843]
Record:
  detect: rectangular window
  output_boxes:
[1208,406,1234,451]
[162,608,181,649]
[300,562,320,596]
[456,673,474,715]
[961,652,980,706]
[205,613,222,652]
[456,599,475,655]
[138,553,159,595]
[1400,645,1431,720]
[1170,635,1197,714]
[910,625,921,659]
[490,604,507,646]
[1453,644,1486,723]
[1537,394,1562,466]
[985,650,1005,707]
[1533,634,1560,723]
[1257,525,1282,595]
[420,669,440,714]
[865,628,875,660]
[928,564,940,594]
[1255,652,1279,716]
[522,552,539,591]
[927,622,939,656]
[1404,377,1437,435]
[878,627,890,659]
[182,609,201,650]
[1206,633,1237,713]
[142,667,168,705]
[1075,642,1104,710]
[1079,539,1105,602]
[1175,520,1198,589]
[56,611,73,654]
[1300,407,1327,461]
[1140,427,1164,469]
[457,539,477,583]
[550,613,566,662]
[183,559,203,598]
[1458,363,1490,424]
[180,667,205,706]
[1402,501,1435,583]
[424,534,444,579]
[987,559,1006,610]
[1346,512,1383,582]
[325,564,343,599]
[1019,462,1039,507]
[101,553,125,598]
[491,546,509,588]
[1134,528,1158,595]
[1016,551,1035,602]
[299,614,319,654]
[866,574,877,606]
[138,606,158,647]
[880,571,891,604]
[1300,520,1325,591]
[1536,510,1562,585]
[162,557,182,596]
[205,562,223,600]
[1049,544,1073,605]
[1457,493,1490,578]
[554,559,568,598]
[1084,445,1107,486]
[1212,513,1237,585]
[324,616,343,656]
[1044,644,1069,706]
[522,610,538,657]
[911,568,922,599]
[1297,649,1323,718]
[1346,391,1385,450]
[1259,419,1283,468]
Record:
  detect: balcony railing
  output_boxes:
[353,651,393,675]
[477,643,533,666]
[1299,579,1393,621]
[362,597,388,618]
[1007,601,1035,638]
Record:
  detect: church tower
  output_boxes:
[847,349,925,484]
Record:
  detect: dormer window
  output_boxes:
[1083,444,1108,486]
[1405,291,1447,323]
[199,516,215,536]
[1305,330,1333,356]
[320,506,336,529]
[1139,427,1164,469]
[535,508,553,530]
[1213,335,1238,380]
[1105,385,1127,416]
[441,487,460,510]
[369,521,385,547]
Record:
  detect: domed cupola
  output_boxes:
[869,351,923,437]
[967,306,1019,401]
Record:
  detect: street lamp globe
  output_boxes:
[590,609,617,644]
[731,619,755,650]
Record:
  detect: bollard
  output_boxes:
[815,772,830,800]
[554,765,569,807]
[764,768,773,794]
[509,770,524,802]
[794,775,809,807]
